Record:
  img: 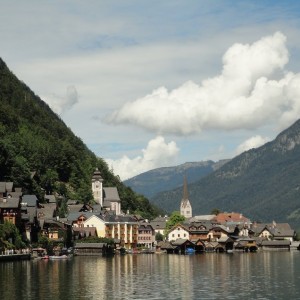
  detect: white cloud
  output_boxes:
[106,32,300,135]
[235,135,270,155]
[43,85,78,115]
[105,136,179,180]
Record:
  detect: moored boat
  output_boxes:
[49,255,69,260]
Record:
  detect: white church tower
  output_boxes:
[180,175,192,219]
[92,168,103,206]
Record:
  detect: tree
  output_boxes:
[155,232,164,242]
[0,221,26,250]
[211,208,221,215]
[165,211,185,233]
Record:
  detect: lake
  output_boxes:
[0,251,300,299]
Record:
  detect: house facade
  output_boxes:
[137,223,155,248]
[168,224,189,241]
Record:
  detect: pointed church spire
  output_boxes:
[183,175,189,200]
[180,175,192,219]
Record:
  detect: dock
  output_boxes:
[0,254,31,262]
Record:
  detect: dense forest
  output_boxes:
[0,58,162,219]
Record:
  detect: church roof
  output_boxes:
[92,168,103,181]
[180,175,191,209]
[103,187,121,202]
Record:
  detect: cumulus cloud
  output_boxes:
[105,136,179,180]
[235,135,270,155]
[43,85,78,115]
[105,32,300,135]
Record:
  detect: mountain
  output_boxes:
[124,160,229,199]
[151,120,300,229]
[0,58,161,219]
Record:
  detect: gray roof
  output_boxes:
[101,212,138,224]
[0,182,5,193]
[189,215,216,221]
[9,191,22,198]
[67,212,96,222]
[150,217,168,230]
[22,195,38,207]
[45,195,56,203]
[103,187,121,202]
[21,206,37,223]
[138,224,154,231]
[157,241,176,250]
[0,197,20,208]
[0,182,13,193]
[67,204,88,214]
[37,203,57,220]
[172,239,193,246]
[261,240,291,246]
[74,243,106,249]
[252,223,294,237]
[67,200,79,205]
[92,204,102,213]
[92,168,103,181]
[5,182,13,192]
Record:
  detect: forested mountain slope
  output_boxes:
[124,160,229,199]
[152,119,300,229]
[0,58,161,219]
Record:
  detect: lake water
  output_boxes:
[0,251,300,299]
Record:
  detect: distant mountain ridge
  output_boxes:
[150,119,300,229]
[124,160,229,199]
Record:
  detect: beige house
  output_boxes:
[73,213,139,249]
[168,224,189,242]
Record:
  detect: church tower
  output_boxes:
[92,168,103,206]
[180,175,192,219]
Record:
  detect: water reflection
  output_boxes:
[1,252,300,299]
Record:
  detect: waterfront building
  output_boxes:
[68,211,139,249]
[168,224,189,242]
[251,222,296,241]
[137,223,155,248]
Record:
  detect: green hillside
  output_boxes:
[152,120,300,229]
[0,58,161,219]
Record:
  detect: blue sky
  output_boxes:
[1,1,300,180]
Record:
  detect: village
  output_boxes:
[0,168,299,259]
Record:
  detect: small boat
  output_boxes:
[49,255,69,260]
[185,248,196,254]
[41,255,49,260]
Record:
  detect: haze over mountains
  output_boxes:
[126,120,300,229]
[124,160,229,199]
